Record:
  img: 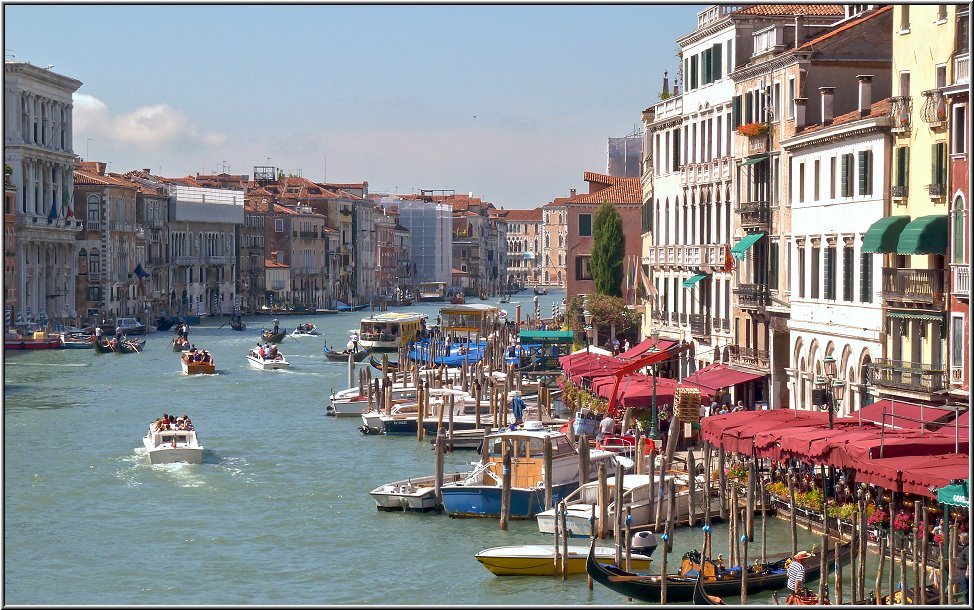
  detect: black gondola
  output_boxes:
[171,336,190,352]
[260,329,286,343]
[586,540,846,603]
[368,355,399,372]
[324,347,369,362]
[693,568,726,605]
[230,319,246,331]
[155,316,177,332]
[94,337,144,354]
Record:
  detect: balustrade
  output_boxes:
[867,358,946,393]
[881,267,944,304]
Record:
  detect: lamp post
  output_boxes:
[814,353,847,430]
[647,328,661,441]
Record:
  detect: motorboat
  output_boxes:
[535,471,716,537]
[181,350,216,375]
[291,323,319,336]
[59,332,94,349]
[143,423,203,465]
[329,381,418,418]
[358,312,425,352]
[247,347,289,370]
[439,421,621,519]
[416,281,447,302]
[476,544,651,576]
[5,326,64,350]
[100,317,147,336]
[368,471,472,512]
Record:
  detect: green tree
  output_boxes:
[590,201,625,297]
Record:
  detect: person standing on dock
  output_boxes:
[597,413,616,442]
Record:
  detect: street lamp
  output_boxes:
[814,353,846,430]
[647,328,661,441]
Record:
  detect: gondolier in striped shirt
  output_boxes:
[786,551,808,595]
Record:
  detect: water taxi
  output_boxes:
[328,381,419,417]
[438,303,500,338]
[358,312,425,352]
[181,350,216,375]
[143,422,203,464]
[416,281,447,301]
[247,347,289,370]
[475,544,651,576]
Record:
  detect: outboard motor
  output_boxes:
[630,530,659,558]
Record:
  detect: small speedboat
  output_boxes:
[476,545,651,576]
[59,333,94,349]
[369,472,472,512]
[181,351,216,375]
[143,422,203,465]
[247,348,289,370]
[292,323,319,336]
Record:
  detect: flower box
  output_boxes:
[737,122,769,137]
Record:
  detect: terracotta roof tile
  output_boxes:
[734,4,843,16]
[542,197,570,208]
[264,259,289,268]
[794,97,893,136]
[504,208,543,222]
[568,174,642,205]
[797,5,892,50]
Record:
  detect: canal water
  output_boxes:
[4,289,887,604]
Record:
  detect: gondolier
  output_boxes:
[786,552,808,594]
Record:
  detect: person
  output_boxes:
[612,337,620,355]
[351,331,359,352]
[272,318,280,334]
[733,400,746,412]
[699,400,708,420]
[786,552,808,595]
[94,324,103,342]
[709,398,720,417]
[597,413,616,442]
[115,324,122,338]
[623,339,631,353]
[510,392,526,425]
[257,345,266,358]
[954,531,969,604]
[719,403,729,415]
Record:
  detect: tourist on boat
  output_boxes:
[269,344,278,358]
[257,344,266,358]
[351,332,359,351]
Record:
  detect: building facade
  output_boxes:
[541,197,568,287]
[504,208,544,288]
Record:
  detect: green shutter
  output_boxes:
[933,142,946,185]
[841,154,850,197]
[702,49,711,84]
[769,242,778,289]
[858,151,868,195]
[824,247,834,300]
[691,55,698,89]
[733,96,742,128]
[843,246,854,301]
[860,252,872,303]
[685,58,691,91]
[745,91,753,124]
[712,43,722,81]
[673,129,681,169]
[904,147,910,187]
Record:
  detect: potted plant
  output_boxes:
[736,122,769,137]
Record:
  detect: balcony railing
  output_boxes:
[173,256,197,266]
[299,231,318,238]
[920,89,947,125]
[147,219,165,228]
[890,96,913,132]
[867,358,947,393]
[679,312,688,325]
[954,52,969,85]
[881,267,944,304]
[734,283,770,307]
[953,264,970,297]
[928,183,947,197]
[737,201,770,230]
[728,345,770,370]
[689,313,711,338]
[723,319,730,332]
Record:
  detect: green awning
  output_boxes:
[741,155,768,166]
[887,309,945,322]
[518,330,575,342]
[896,214,948,255]
[730,232,765,260]
[862,215,911,253]
[682,272,710,288]
[937,481,969,508]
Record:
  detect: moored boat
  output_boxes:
[369,471,471,512]
[476,544,652,576]
[358,312,424,352]
[143,420,203,465]
[59,333,94,349]
[4,327,63,350]
[247,347,289,370]
[181,350,216,375]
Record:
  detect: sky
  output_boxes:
[4,2,703,208]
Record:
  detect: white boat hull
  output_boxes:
[369,472,472,511]
[247,353,289,370]
[145,446,204,465]
[327,398,369,416]
[143,428,203,464]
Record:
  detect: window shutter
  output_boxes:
[858,150,868,195]
[904,146,910,187]
[745,91,753,124]
[733,95,742,128]
[823,247,834,300]
[859,252,872,302]
[769,242,778,289]
[841,154,850,197]
[843,246,854,301]
[712,43,722,81]
[685,58,691,91]
[673,129,681,169]
[576,256,583,281]
[691,55,698,89]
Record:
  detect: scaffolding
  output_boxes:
[390,198,452,284]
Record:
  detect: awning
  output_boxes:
[730,232,765,260]
[847,399,958,429]
[682,272,710,288]
[680,364,766,392]
[937,481,969,508]
[896,214,948,255]
[862,215,911,254]
[617,337,678,360]
[886,309,945,322]
[741,155,768,166]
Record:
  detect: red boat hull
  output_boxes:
[4,337,63,350]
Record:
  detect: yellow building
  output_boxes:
[865,4,958,408]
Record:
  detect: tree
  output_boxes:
[590,201,625,297]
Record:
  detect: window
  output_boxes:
[952,104,967,154]
[824,244,836,300]
[575,255,592,280]
[685,58,691,91]
[274,218,284,232]
[858,150,872,195]
[829,157,836,199]
[953,195,967,264]
[787,77,795,119]
[726,40,733,74]
[578,213,592,237]
[711,42,723,81]
[798,162,805,203]
[895,146,910,188]
[900,5,910,31]
[732,95,742,128]
[811,244,820,299]
[798,244,806,298]
[89,248,100,275]
[841,153,854,197]
[86,194,101,228]
[842,244,854,301]
[937,5,948,22]
[673,128,681,169]
[690,54,699,89]
[769,241,779,289]
[899,71,911,99]
[951,315,965,368]
[813,160,820,201]
[859,251,872,302]
[932,142,947,188]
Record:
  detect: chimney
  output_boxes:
[820,87,835,125]
[795,14,806,48]
[857,74,874,117]
[794,97,808,131]
[673,83,680,96]
[143,168,151,174]
[570,188,577,198]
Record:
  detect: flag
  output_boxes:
[133,264,149,279]
[47,196,58,223]
[62,188,74,218]
[723,245,735,272]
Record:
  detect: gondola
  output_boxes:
[586,540,845,603]
[693,567,726,605]
[850,584,940,605]
[260,329,286,343]
[93,337,144,354]
[324,347,369,362]
[450,293,465,305]
[229,319,246,331]
[368,355,399,372]
[155,316,177,332]
[172,336,191,351]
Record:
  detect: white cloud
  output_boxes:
[72,93,226,150]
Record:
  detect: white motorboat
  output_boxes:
[368,471,472,512]
[535,471,717,537]
[143,424,203,465]
[327,381,419,417]
[291,323,319,336]
[247,348,289,370]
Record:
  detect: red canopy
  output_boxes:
[847,399,957,429]
[854,453,970,498]
[828,428,967,469]
[700,409,829,453]
[765,421,869,463]
[679,364,766,392]
[617,338,678,360]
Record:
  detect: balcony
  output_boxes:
[867,358,947,393]
[920,89,947,126]
[890,96,913,133]
[270,281,287,290]
[689,313,711,338]
[891,185,908,198]
[953,264,970,297]
[299,231,318,238]
[679,312,687,325]
[737,201,770,231]
[881,267,945,305]
[147,219,164,228]
[928,183,947,197]
[728,345,770,370]
[735,283,770,308]
[954,52,969,86]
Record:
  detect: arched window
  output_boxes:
[87,194,100,228]
[88,248,100,275]
[952,194,966,264]
[77,249,88,275]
